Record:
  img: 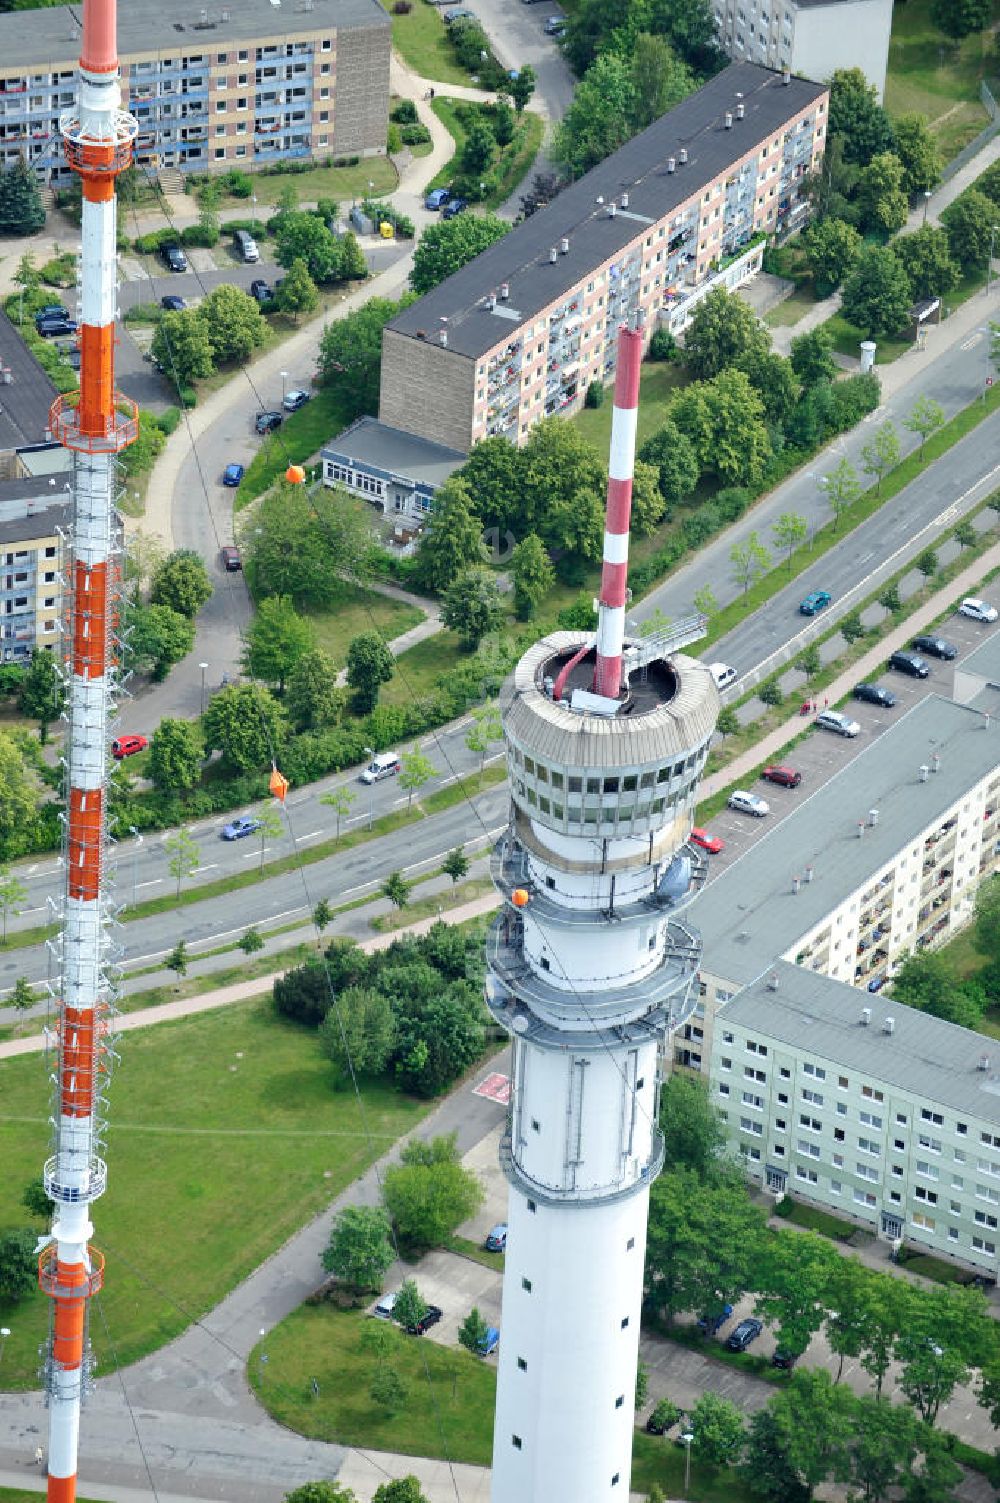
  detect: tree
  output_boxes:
[381,870,412,911]
[442,847,470,884]
[701,370,771,488]
[543,488,606,576]
[903,1430,963,1503]
[316,295,405,414]
[399,745,435,810]
[274,256,319,320]
[320,785,356,840]
[370,1366,407,1412]
[693,584,718,618]
[795,642,821,679]
[150,549,213,619]
[735,347,800,427]
[857,152,909,235]
[754,1230,843,1360]
[202,682,287,773]
[164,827,199,897]
[125,602,195,681]
[659,1072,726,1179]
[273,210,343,283]
[942,188,997,270]
[198,282,266,363]
[0,864,26,942]
[742,1409,810,1503]
[17,648,63,744]
[465,703,502,775]
[628,32,693,129]
[823,456,862,527]
[165,939,188,982]
[410,212,509,296]
[273,956,332,1025]
[630,458,668,536]
[239,481,373,610]
[382,1134,484,1251]
[243,595,313,695]
[638,419,700,506]
[789,326,837,389]
[345,631,394,713]
[9,975,33,1034]
[286,648,340,732]
[441,566,505,649]
[392,1278,428,1332]
[413,479,489,595]
[953,518,977,550]
[892,113,942,195]
[458,1306,489,1354]
[553,52,637,177]
[804,217,862,296]
[931,0,992,40]
[0,732,39,860]
[904,395,946,456]
[715,706,740,739]
[634,1361,649,1410]
[915,546,939,580]
[312,899,333,944]
[283,1485,357,1503]
[252,801,283,873]
[824,1259,882,1384]
[894,1282,988,1425]
[846,1395,918,1503]
[510,533,554,619]
[827,67,894,165]
[0,1227,36,1302]
[839,610,866,644]
[683,286,769,382]
[21,1176,51,1220]
[12,251,39,308]
[238,926,264,955]
[841,246,912,339]
[0,156,44,234]
[893,226,959,302]
[645,1166,768,1327]
[509,63,536,113]
[149,718,203,793]
[690,1392,745,1467]
[319,984,395,1082]
[772,512,807,568]
[729,531,770,597]
[766,1368,856,1495]
[151,307,215,388]
[860,420,900,494]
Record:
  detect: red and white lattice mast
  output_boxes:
[38,0,137,1497]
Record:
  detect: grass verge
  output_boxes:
[0,998,431,1388]
[885,0,994,160]
[427,99,544,213]
[774,1198,862,1242]
[371,876,495,932]
[390,3,476,87]
[205,157,398,211]
[307,582,425,668]
[236,382,361,507]
[572,361,686,454]
[445,1233,505,1272]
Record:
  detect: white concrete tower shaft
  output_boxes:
[488,328,720,1503]
[40,1,137,1499]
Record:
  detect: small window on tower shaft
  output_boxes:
[531,1119,541,1132]
[517,1356,527,1371]
[612,1474,620,1486]
[527,1198,537,1212]
[627,1237,635,1250]
[615,1395,624,1409]
[512,1435,522,1450]
[621,1316,629,1329]
[522,1277,532,1292]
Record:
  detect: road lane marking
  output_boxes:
[136,879,163,890]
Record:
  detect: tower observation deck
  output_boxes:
[487,325,720,1503]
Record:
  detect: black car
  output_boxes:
[35,303,69,323]
[910,634,958,661]
[772,1350,797,1370]
[161,294,186,311]
[250,279,273,304]
[854,682,897,708]
[726,1318,763,1352]
[255,409,283,434]
[889,650,930,679]
[161,243,188,273]
[442,197,468,219]
[36,316,77,337]
[407,1304,443,1335]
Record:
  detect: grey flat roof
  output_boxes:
[323,416,465,488]
[0,498,72,544]
[696,693,999,986]
[0,313,59,451]
[387,63,826,361]
[0,0,388,71]
[721,962,1000,1126]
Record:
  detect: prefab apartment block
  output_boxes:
[379,62,828,455]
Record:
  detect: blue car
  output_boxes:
[222,463,245,487]
[442,197,468,220]
[799,589,832,616]
[477,1326,500,1357]
[425,188,450,211]
[221,816,261,841]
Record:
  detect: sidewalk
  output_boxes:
[699,537,1000,802]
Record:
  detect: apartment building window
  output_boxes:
[838,1076,849,1089]
[914,1186,938,1204]
[718,1083,730,1097]
[973,1235,997,1253]
[799,1115,821,1133]
[797,1140,820,1159]
[832,1152,844,1168]
[803,1063,825,1080]
[215,125,226,137]
[862,1086,884,1103]
[982,1131,1000,1148]
[722,1031,734,1044]
[795,1166,818,1185]
[957,1122,968,1135]
[830,1179,842,1194]
[919,1135,942,1154]
[896,1112,908,1125]
[215,100,226,113]
[977,1182,1000,1203]
[720,1057,732,1071]
[740,1117,763,1137]
[320,63,331,74]
[858,1138,881,1157]
[235,145,247,156]
[916,1161,939,1180]
[802,1088,824,1106]
[746,1040,767,1056]
[214,148,225,159]
[923,1109,944,1126]
[779,1067,791,1079]
[860,1111,882,1128]
[975,1210,998,1228]
[44,546,56,558]
[913,1211,936,1230]
[857,1163,879,1183]
[891,1164,904,1178]
[237,122,247,134]
[775,1118,787,1131]
[836,1104,848,1117]
[321,37,332,49]
[952,1175,964,1189]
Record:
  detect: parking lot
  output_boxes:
[700,610,1000,879]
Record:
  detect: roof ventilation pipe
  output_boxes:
[500,281,510,298]
[549,246,558,263]
[767,973,780,991]
[919,765,930,782]
[621,191,629,209]
[868,808,879,827]
[486,293,496,311]
[883,1016,895,1035]
[608,202,617,217]
[860,1007,872,1026]
[804,864,814,883]
[736,101,745,119]
[979,1055,991,1071]
[678,147,688,163]
[438,329,448,347]
[666,156,676,172]
[792,875,800,894]
[559,237,569,254]
[782,67,791,84]
[931,752,941,773]
[725,111,733,129]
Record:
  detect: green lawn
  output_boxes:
[775,1198,861,1243]
[307,582,425,667]
[390,2,474,87]
[823,311,913,365]
[936,923,990,982]
[764,283,821,328]
[885,0,994,161]
[381,628,471,705]
[429,98,545,212]
[253,1304,758,1501]
[236,383,362,508]
[203,157,398,213]
[895,1248,978,1285]
[0,999,429,1388]
[572,361,687,454]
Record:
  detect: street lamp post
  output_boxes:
[363,745,375,829]
[128,826,143,911]
[251,192,257,230]
[258,1327,268,1386]
[681,1432,695,1496]
[988,226,999,298]
[922,189,931,226]
[199,661,209,716]
[280,369,288,409]
[977,326,993,401]
[0,1327,10,1365]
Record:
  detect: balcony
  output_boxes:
[491,834,708,927]
[498,1123,665,1208]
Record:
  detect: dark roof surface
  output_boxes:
[388,63,826,361]
[0,497,72,544]
[0,312,59,451]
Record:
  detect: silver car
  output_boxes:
[816,709,861,738]
[728,790,769,817]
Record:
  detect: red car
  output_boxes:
[690,827,724,855]
[762,765,802,788]
[112,735,148,759]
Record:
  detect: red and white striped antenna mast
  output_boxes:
[39,0,137,1494]
[593,322,642,699]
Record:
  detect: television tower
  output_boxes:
[487,324,719,1501]
[38,0,137,1496]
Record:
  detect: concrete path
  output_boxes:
[699,536,1000,802]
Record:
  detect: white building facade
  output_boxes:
[713,0,894,100]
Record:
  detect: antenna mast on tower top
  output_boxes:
[39,0,137,1495]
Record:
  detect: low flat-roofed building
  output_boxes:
[321,416,465,524]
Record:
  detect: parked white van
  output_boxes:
[359,751,402,783]
[234,228,260,263]
[708,662,738,692]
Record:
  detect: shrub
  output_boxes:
[387,123,403,155]
[223,169,254,198]
[133,227,177,253]
[180,223,220,248]
[759,678,784,707]
[393,0,412,10]
[178,385,197,409]
[157,406,182,436]
[648,326,678,362]
[391,99,418,124]
[400,123,432,147]
[585,380,604,409]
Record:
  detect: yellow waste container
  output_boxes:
[379,221,394,239]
